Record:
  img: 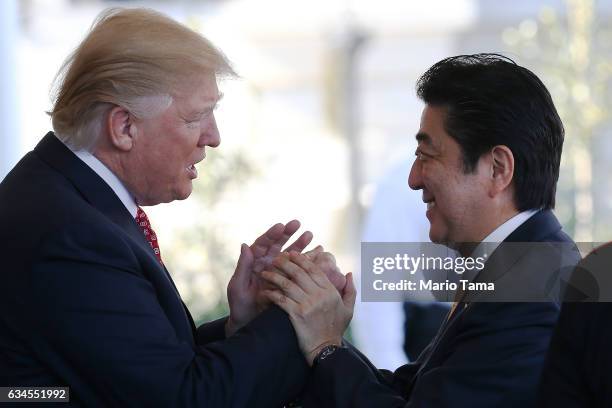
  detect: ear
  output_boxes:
[488,145,514,197]
[106,105,137,152]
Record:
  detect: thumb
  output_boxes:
[304,245,324,259]
[342,272,357,309]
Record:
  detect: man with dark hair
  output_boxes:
[260,54,579,407]
[415,54,562,212]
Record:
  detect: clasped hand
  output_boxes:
[226,220,312,337]
[260,251,356,366]
[225,219,353,346]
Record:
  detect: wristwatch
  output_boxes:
[312,344,343,368]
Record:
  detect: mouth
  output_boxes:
[186,164,198,179]
[186,155,204,179]
[423,196,436,214]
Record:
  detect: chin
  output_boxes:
[173,192,191,202]
[429,234,443,245]
[428,227,447,245]
[174,185,193,201]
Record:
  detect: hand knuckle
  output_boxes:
[280,279,291,290]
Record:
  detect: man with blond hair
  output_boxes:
[0,8,315,406]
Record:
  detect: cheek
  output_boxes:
[145,151,181,183]
[435,168,462,196]
[180,130,201,153]
[421,166,444,195]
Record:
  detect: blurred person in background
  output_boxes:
[0,7,345,406]
[262,54,579,407]
[539,243,612,407]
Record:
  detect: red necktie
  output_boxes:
[136,207,163,264]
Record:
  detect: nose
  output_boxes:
[408,158,423,191]
[198,114,221,148]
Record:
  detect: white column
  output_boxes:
[0,0,20,181]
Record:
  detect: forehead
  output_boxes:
[173,74,221,111]
[417,105,450,150]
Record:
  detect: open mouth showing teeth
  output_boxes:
[187,164,198,178]
[427,201,435,210]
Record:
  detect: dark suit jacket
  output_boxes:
[0,132,308,406]
[303,210,578,408]
[539,243,612,407]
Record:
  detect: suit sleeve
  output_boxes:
[306,303,557,408]
[196,317,228,344]
[27,222,308,407]
[302,347,409,408]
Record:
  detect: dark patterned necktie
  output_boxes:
[136,207,163,264]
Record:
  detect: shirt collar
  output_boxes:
[70,147,139,219]
[482,209,539,244]
[472,209,539,260]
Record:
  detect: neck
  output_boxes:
[93,148,140,201]
[454,206,520,257]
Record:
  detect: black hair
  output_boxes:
[416,53,564,210]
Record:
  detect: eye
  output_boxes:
[185,119,200,129]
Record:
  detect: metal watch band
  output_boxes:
[313,344,342,368]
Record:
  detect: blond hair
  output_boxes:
[49,7,236,150]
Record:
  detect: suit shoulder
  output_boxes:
[0,151,91,228]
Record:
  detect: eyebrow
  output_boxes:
[416,132,433,146]
[189,93,225,116]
